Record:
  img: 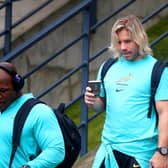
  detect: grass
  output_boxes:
[147,16,168,60]
[65,101,105,151]
[65,15,168,153]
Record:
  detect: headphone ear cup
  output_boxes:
[12,74,24,92]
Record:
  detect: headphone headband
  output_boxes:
[0,64,16,76]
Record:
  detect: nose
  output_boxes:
[120,42,127,51]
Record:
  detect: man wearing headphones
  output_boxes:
[0,62,65,168]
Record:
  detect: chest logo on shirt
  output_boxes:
[116,73,133,83]
[115,73,133,92]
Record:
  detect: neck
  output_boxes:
[0,91,23,113]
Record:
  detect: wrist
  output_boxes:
[157,147,168,156]
[92,101,104,113]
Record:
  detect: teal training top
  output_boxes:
[0,93,65,168]
[92,55,168,168]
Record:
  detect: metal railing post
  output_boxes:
[80,2,91,156]
[4,0,12,55]
[90,0,97,28]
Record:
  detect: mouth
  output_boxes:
[122,52,133,59]
[123,54,131,59]
[122,52,131,56]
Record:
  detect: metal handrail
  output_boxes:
[150,31,168,47]
[0,0,55,37]
[37,61,87,99]
[91,0,137,31]
[141,2,168,24]
[0,2,6,10]
[0,0,92,61]
[23,34,85,79]
[22,0,137,81]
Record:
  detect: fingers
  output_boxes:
[84,86,96,105]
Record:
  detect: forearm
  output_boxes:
[150,101,168,167]
[27,105,65,168]
[158,110,168,147]
[27,146,65,168]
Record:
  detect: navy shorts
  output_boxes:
[100,150,141,168]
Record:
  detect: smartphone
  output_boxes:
[87,80,101,96]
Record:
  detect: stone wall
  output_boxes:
[0,0,71,46]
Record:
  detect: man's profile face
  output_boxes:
[0,69,16,111]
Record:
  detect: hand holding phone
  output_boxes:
[87,80,101,96]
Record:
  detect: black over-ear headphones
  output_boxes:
[0,64,24,92]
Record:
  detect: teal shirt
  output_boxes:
[93,55,168,168]
[0,93,65,168]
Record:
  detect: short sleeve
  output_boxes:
[155,67,168,101]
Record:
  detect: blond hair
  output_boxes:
[109,15,153,58]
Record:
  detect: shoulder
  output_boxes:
[17,98,55,123]
[24,102,59,130]
[31,102,54,117]
[97,58,118,78]
[154,60,168,77]
[155,61,168,99]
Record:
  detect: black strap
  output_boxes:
[57,103,66,114]
[101,58,117,108]
[101,58,117,81]
[148,61,166,120]
[9,98,41,168]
